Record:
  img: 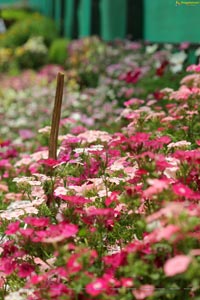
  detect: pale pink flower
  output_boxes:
[54,186,68,197]
[167,140,191,150]
[78,130,111,143]
[181,73,200,87]
[132,284,155,299]
[170,85,192,100]
[189,249,200,256]
[38,126,51,134]
[0,183,8,192]
[156,225,180,241]
[30,150,48,161]
[164,255,192,277]
[143,179,169,198]
[15,157,32,167]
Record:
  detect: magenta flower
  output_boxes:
[5,221,20,235]
[18,262,35,278]
[0,258,16,275]
[186,64,200,72]
[58,195,91,206]
[42,223,78,243]
[173,183,194,198]
[164,255,192,277]
[49,282,68,297]
[38,158,58,167]
[24,216,50,227]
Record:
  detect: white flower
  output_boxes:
[169,51,187,65]
[164,43,173,51]
[195,47,200,56]
[170,64,183,74]
[5,288,34,300]
[24,36,47,54]
[146,44,158,54]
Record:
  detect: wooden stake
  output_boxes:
[49,72,64,160]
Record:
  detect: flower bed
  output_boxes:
[0,49,200,299]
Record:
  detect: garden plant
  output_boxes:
[0,36,200,299]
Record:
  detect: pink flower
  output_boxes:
[39,158,58,167]
[124,98,144,107]
[170,85,192,100]
[59,195,91,206]
[49,283,68,297]
[0,258,16,275]
[132,284,155,299]
[121,278,134,288]
[85,207,115,217]
[5,221,20,235]
[67,254,82,273]
[173,183,194,198]
[24,216,49,227]
[19,129,35,140]
[86,278,108,296]
[42,223,78,243]
[18,262,35,278]
[0,183,8,192]
[187,64,200,72]
[143,178,169,198]
[19,228,34,237]
[164,255,192,277]
[156,225,180,242]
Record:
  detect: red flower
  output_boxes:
[39,158,58,167]
[156,60,168,77]
[120,69,141,84]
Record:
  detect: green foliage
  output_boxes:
[1,8,33,22]
[48,38,70,65]
[0,13,58,48]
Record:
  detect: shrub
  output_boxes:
[1,8,33,28]
[15,36,48,69]
[0,13,58,48]
[48,38,70,65]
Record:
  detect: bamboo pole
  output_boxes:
[48,72,64,160]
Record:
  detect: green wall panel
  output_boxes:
[100,0,127,41]
[144,0,200,43]
[64,0,74,37]
[78,0,92,37]
[29,0,52,15]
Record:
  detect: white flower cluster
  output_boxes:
[24,36,48,54]
[169,51,187,73]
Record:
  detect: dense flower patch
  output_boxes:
[0,47,200,299]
